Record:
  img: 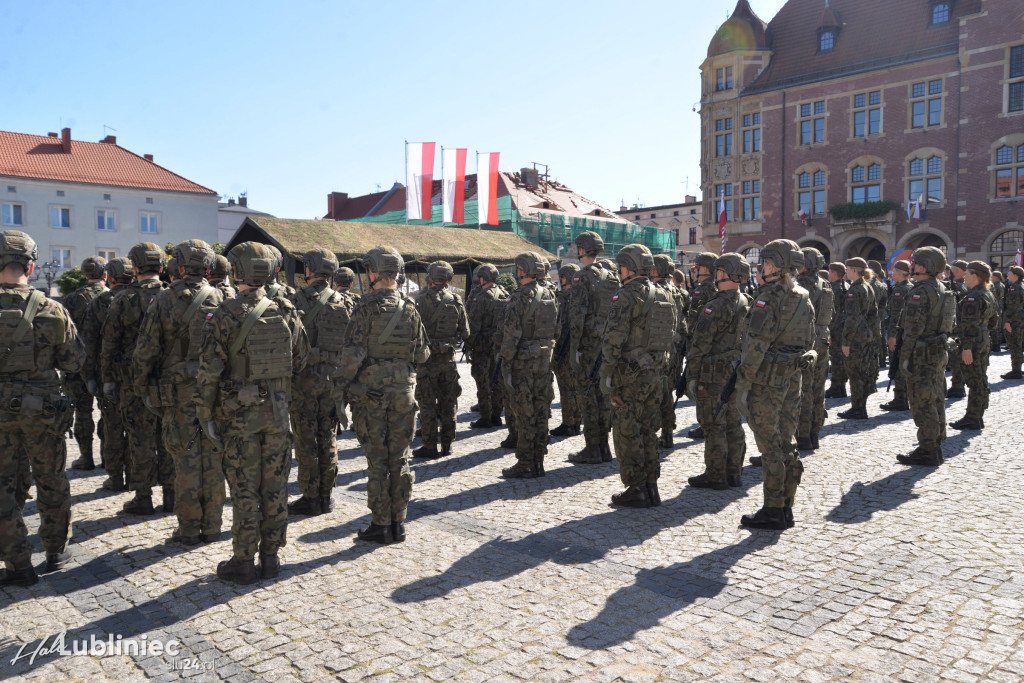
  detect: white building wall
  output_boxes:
[1,177,218,272]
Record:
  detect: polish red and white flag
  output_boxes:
[1015,248,1023,267]
[405,142,435,221]
[718,193,727,252]
[442,147,467,224]
[477,152,500,226]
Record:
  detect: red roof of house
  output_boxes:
[0,130,216,194]
[744,0,983,94]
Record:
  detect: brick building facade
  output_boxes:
[699,0,1024,269]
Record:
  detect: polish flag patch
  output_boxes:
[206,312,215,318]
[848,293,854,298]
[704,307,713,314]
[912,294,922,300]
[755,300,767,308]
[967,297,975,302]
[612,294,619,301]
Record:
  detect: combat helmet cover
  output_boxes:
[652,253,675,278]
[574,231,605,256]
[128,242,166,274]
[363,245,403,277]
[173,239,215,276]
[227,241,274,286]
[514,251,548,279]
[714,252,751,283]
[427,260,455,283]
[473,263,498,283]
[302,247,339,278]
[80,255,108,279]
[212,254,231,279]
[911,246,946,276]
[558,262,580,281]
[761,239,804,272]
[800,246,824,272]
[106,257,134,284]
[616,243,654,274]
[693,251,718,271]
[333,267,355,286]
[0,230,38,270]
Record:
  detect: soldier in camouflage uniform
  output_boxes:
[825,262,849,398]
[336,246,429,544]
[265,245,296,300]
[467,264,508,430]
[868,260,889,368]
[285,249,353,515]
[499,253,558,479]
[0,230,85,587]
[600,245,676,507]
[83,258,133,491]
[651,254,688,449]
[333,266,360,303]
[686,253,749,490]
[133,240,225,545]
[796,247,833,450]
[736,240,814,531]
[64,256,108,470]
[211,254,237,299]
[195,242,309,583]
[567,232,619,464]
[949,261,997,431]
[990,270,1005,353]
[839,258,877,420]
[166,257,179,283]
[892,247,955,466]
[101,242,173,515]
[682,252,718,439]
[946,260,969,398]
[881,260,913,411]
[412,261,470,459]
[1003,266,1024,379]
[550,263,581,436]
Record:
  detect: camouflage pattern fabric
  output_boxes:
[553,286,581,427]
[82,286,130,479]
[61,280,107,458]
[415,285,470,447]
[886,279,913,403]
[842,277,877,412]
[989,278,1005,349]
[828,279,849,388]
[797,273,832,438]
[468,284,507,423]
[898,278,950,451]
[948,278,968,391]
[656,279,688,434]
[1006,280,1024,370]
[958,286,996,419]
[567,264,617,448]
[685,277,717,341]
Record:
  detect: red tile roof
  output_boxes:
[744,0,983,94]
[0,130,216,194]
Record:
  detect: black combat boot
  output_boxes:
[749,456,763,467]
[896,447,943,466]
[71,450,96,470]
[168,531,202,547]
[688,473,728,490]
[784,508,795,529]
[950,417,983,430]
[440,442,452,457]
[946,386,966,399]
[1001,369,1022,380]
[810,432,820,450]
[499,433,518,449]
[412,444,441,459]
[727,474,743,487]
[414,427,422,437]
[549,423,581,437]
[880,399,909,411]
[287,496,322,516]
[42,549,72,574]
[121,494,155,515]
[740,506,788,530]
[470,403,480,412]
[600,441,613,462]
[259,553,280,579]
[646,481,661,506]
[101,473,127,492]
[0,565,39,587]
[217,557,258,584]
[568,444,603,464]
[501,462,538,479]
[838,406,868,419]
[658,429,673,449]
[824,385,847,398]
[470,417,497,429]
[687,425,705,439]
[611,485,652,508]
[391,522,406,543]
[357,523,394,544]
[321,494,334,513]
[796,436,815,452]
[162,488,175,514]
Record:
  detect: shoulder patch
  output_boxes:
[612,294,619,301]
[894,293,902,297]
[848,292,854,298]
[912,294,922,300]
[755,300,767,308]
[966,297,975,302]
[206,312,214,319]
[704,307,713,314]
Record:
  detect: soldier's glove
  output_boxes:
[201,420,223,452]
[87,379,99,397]
[735,379,752,418]
[103,382,117,400]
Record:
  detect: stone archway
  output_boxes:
[798,237,832,266]
[900,228,951,256]
[844,235,886,263]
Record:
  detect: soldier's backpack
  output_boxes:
[229,298,292,381]
[303,286,355,355]
[0,289,45,374]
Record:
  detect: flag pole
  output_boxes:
[476,150,480,230]
[404,140,409,225]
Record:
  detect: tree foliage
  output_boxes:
[828,200,900,221]
[55,266,88,297]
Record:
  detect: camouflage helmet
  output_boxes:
[172,239,215,276]
[127,242,166,274]
[558,262,580,281]
[333,266,355,286]
[714,252,751,283]
[801,247,824,272]
[693,251,718,271]
[212,254,231,279]
[652,253,675,278]
[599,258,617,271]
[574,231,605,256]
[266,244,284,270]
[514,251,548,279]
[363,245,403,277]
[761,239,804,273]
[227,241,274,286]
[0,230,39,270]
[427,260,455,282]
[910,246,947,276]
[106,257,134,284]
[302,247,338,278]
[80,255,108,279]
[616,243,654,274]
[473,263,498,283]
[166,257,178,277]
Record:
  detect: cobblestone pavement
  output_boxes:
[3,353,1024,682]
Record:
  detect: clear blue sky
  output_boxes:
[2,0,786,219]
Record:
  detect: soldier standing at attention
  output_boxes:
[467,263,508,430]
[0,230,85,587]
[946,260,969,398]
[949,261,996,431]
[133,240,225,545]
[412,261,470,459]
[101,243,172,515]
[868,260,890,368]
[336,246,429,544]
[195,242,309,583]
[892,247,955,466]
[839,258,876,420]
[333,267,361,303]
[83,258,133,491]
[550,263,582,437]
[825,262,849,398]
[498,253,559,479]
[990,270,1005,353]
[686,253,750,490]
[567,232,619,465]
[165,257,179,283]
[211,254,237,299]
[880,260,913,412]
[651,254,688,449]
[683,252,719,440]
[265,245,296,300]
[1003,266,1024,379]
[735,240,814,531]
[796,247,833,451]
[64,256,108,470]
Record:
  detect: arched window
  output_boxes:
[931,3,950,25]
[994,144,1024,198]
[908,154,943,204]
[797,169,827,217]
[850,163,882,203]
[742,246,761,264]
[991,230,1024,270]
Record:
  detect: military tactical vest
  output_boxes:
[119,281,165,352]
[0,289,45,374]
[367,293,418,362]
[928,283,956,336]
[773,285,814,350]
[625,283,676,353]
[229,300,293,382]
[424,288,462,345]
[183,285,218,364]
[585,265,619,328]
[312,296,354,356]
[520,284,558,342]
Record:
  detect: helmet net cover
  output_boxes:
[800,247,823,272]
[911,246,947,276]
[80,255,108,279]
[212,254,231,278]
[558,263,580,280]
[694,252,718,270]
[761,239,803,272]
[714,253,751,282]
[0,230,39,269]
[173,239,215,276]
[574,231,605,256]
[363,246,403,277]
[616,244,654,274]
[128,242,166,273]
[514,252,548,279]
[652,254,675,278]
[227,242,274,286]
[473,263,498,282]
[106,257,134,283]
[427,260,455,282]
[302,247,339,278]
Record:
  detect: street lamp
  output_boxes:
[39,259,61,295]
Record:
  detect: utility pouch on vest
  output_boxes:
[0,289,44,374]
[146,383,163,409]
[237,384,265,406]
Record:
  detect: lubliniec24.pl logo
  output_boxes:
[9,631,215,673]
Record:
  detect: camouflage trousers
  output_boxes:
[470,350,503,423]
[415,353,461,448]
[694,382,744,481]
[659,356,682,434]
[15,448,31,509]
[100,392,130,481]
[290,375,339,499]
[163,383,225,537]
[554,359,581,427]
[351,381,416,526]
[844,343,876,411]
[1006,322,1024,370]
[889,346,908,403]
[798,342,829,438]
[949,341,965,391]
[610,367,662,488]
[575,342,611,447]
[828,332,847,387]
[120,386,174,496]
[905,347,948,450]
[0,401,72,568]
[990,321,1003,350]
[962,351,990,420]
[747,370,804,508]
[66,374,96,459]
[507,354,554,468]
[221,408,290,560]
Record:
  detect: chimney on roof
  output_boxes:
[60,128,71,153]
[327,192,349,218]
[685,194,697,204]
[100,135,116,144]
[228,198,235,206]
[239,195,247,208]
[520,167,539,190]
[48,132,58,138]
[144,154,153,162]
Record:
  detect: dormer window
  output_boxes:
[819,30,835,53]
[931,2,950,25]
